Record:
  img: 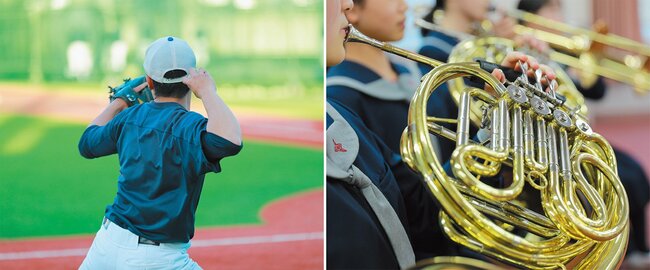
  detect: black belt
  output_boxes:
[138,236,160,246]
[103,216,160,246]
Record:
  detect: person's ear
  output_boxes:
[146,76,155,90]
[146,76,157,98]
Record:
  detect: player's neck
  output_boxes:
[154,94,191,110]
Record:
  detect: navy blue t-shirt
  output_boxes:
[78,101,242,243]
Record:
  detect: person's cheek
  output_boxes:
[326,1,339,36]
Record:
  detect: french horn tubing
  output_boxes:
[345,26,629,269]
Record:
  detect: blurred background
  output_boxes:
[0,0,324,116]
[0,0,324,269]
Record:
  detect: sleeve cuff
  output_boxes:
[201,131,243,162]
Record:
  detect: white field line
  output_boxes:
[0,232,323,261]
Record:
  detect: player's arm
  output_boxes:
[79,105,123,159]
[79,100,127,159]
[183,68,242,146]
[89,80,149,127]
[89,99,128,127]
[79,79,147,159]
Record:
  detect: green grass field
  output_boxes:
[0,114,323,239]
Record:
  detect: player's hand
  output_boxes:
[112,97,129,111]
[109,76,152,107]
[183,68,217,100]
[133,80,148,92]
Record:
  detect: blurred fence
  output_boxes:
[0,0,323,89]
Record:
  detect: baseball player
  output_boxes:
[78,36,242,269]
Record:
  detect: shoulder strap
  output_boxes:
[326,102,416,269]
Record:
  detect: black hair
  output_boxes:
[517,0,549,14]
[433,0,446,11]
[151,69,190,98]
[421,0,446,36]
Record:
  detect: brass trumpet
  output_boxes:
[417,9,650,93]
[346,26,629,269]
[505,9,649,93]
[508,9,650,56]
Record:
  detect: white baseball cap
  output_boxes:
[143,36,196,83]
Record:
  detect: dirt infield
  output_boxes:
[0,189,323,269]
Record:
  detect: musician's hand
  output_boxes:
[490,51,556,87]
[500,51,555,81]
[492,52,556,83]
[537,64,557,85]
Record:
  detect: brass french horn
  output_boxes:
[345,26,629,269]
[447,36,587,128]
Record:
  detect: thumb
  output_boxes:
[491,68,506,83]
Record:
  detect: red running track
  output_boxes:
[0,189,324,269]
